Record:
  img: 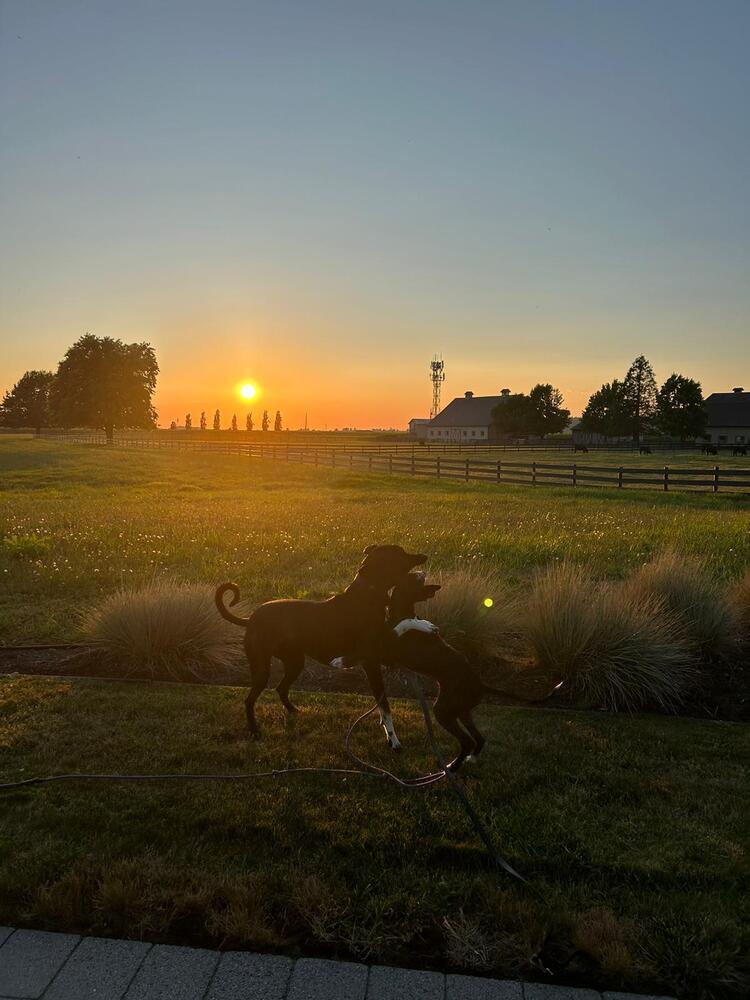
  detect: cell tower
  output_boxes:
[430,355,445,419]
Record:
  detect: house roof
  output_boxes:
[429,395,504,428]
[705,391,750,428]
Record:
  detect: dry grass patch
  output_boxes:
[523,563,697,711]
[624,552,740,659]
[426,566,521,661]
[728,569,750,641]
[79,578,240,681]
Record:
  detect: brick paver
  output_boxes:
[125,943,219,999]
[205,950,293,1000]
[448,974,522,999]
[367,964,445,999]
[288,957,369,1000]
[43,935,151,1000]
[0,929,80,998]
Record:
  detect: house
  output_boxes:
[704,387,750,445]
[407,418,431,439]
[426,389,511,441]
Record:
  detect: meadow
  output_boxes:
[1,436,749,644]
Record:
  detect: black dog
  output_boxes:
[216,544,426,736]
[340,572,563,770]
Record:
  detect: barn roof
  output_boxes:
[429,395,504,427]
[705,391,750,427]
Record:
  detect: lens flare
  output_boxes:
[483,597,494,608]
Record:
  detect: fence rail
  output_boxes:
[39,433,750,494]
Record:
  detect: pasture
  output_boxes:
[1,436,749,644]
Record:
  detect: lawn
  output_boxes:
[1,437,749,644]
[0,674,746,998]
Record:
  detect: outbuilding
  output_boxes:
[705,387,750,445]
[426,390,510,441]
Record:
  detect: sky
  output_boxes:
[1,0,748,428]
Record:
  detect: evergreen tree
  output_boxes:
[213,409,220,431]
[274,410,282,432]
[622,355,657,443]
[656,374,707,440]
[246,412,253,432]
[231,413,238,432]
[261,409,269,432]
[170,420,177,430]
[199,411,207,431]
[185,413,192,431]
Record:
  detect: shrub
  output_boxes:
[523,563,696,711]
[624,552,740,659]
[425,566,521,661]
[1,532,49,559]
[80,579,240,681]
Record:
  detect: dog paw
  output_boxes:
[388,740,403,753]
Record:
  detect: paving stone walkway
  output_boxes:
[0,928,673,1000]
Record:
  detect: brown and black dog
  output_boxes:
[340,572,563,770]
[215,544,427,736]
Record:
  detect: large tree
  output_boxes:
[656,374,707,441]
[578,380,630,438]
[622,354,657,443]
[51,335,157,443]
[527,383,570,437]
[492,384,569,438]
[274,410,283,432]
[0,370,55,434]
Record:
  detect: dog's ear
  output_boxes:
[421,584,441,599]
[362,544,377,555]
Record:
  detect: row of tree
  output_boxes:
[490,356,708,443]
[578,356,707,442]
[170,411,283,432]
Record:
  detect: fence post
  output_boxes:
[572,463,577,488]
[368,454,373,473]
[350,452,353,470]
[496,460,501,483]
[437,456,441,479]
[663,466,669,492]
[332,449,336,468]
[465,458,469,482]
[532,461,537,486]
[389,454,393,476]
[713,465,719,493]
[411,453,415,475]
[618,466,623,488]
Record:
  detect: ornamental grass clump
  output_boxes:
[80,578,240,681]
[426,566,521,661]
[728,569,750,642]
[623,552,740,659]
[523,562,696,712]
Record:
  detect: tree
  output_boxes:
[491,384,569,438]
[528,383,570,437]
[274,410,282,432]
[578,380,630,438]
[246,412,253,432]
[261,409,269,432]
[50,334,157,444]
[622,355,657,443]
[231,413,238,432]
[170,420,177,430]
[200,411,207,431]
[0,370,55,434]
[213,409,220,431]
[656,374,707,441]
[185,413,192,431]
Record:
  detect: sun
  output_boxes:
[240,383,256,400]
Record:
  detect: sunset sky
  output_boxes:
[1,1,748,429]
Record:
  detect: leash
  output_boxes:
[0,683,527,884]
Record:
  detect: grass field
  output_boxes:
[0,674,747,999]
[1,436,749,643]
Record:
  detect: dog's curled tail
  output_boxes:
[482,678,564,706]
[215,583,250,628]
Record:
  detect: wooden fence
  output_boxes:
[40,433,750,493]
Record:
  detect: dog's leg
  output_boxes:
[458,711,485,761]
[245,651,271,738]
[363,661,402,752]
[434,696,474,771]
[276,651,305,714]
